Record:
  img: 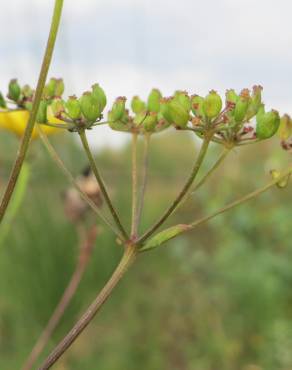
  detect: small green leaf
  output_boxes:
[140,224,191,251]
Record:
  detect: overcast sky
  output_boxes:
[1,0,292,147]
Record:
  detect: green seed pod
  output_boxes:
[8,79,21,102]
[92,83,107,112]
[133,111,147,126]
[65,95,81,120]
[51,98,65,117]
[131,96,146,114]
[278,114,292,140]
[147,89,162,112]
[22,85,34,100]
[270,169,291,189]
[44,78,57,98]
[191,95,204,117]
[80,92,102,122]
[174,91,191,112]
[203,90,222,119]
[225,89,239,105]
[143,112,158,132]
[160,98,172,123]
[234,89,250,122]
[256,109,280,139]
[246,85,263,120]
[108,110,129,131]
[36,100,48,123]
[24,101,33,111]
[109,97,127,121]
[0,92,7,108]
[55,78,65,97]
[168,99,190,128]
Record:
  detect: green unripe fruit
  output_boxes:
[174,91,191,112]
[234,89,250,122]
[8,79,21,102]
[143,112,158,132]
[80,92,101,122]
[55,78,65,97]
[203,90,222,119]
[0,92,7,108]
[22,85,34,99]
[131,96,146,114]
[246,85,263,120]
[168,99,190,128]
[160,98,173,123]
[225,89,239,105]
[256,109,280,139]
[147,89,162,112]
[65,96,81,120]
[278,114,292,140]
[24,101,33,111]
[270,169,290,189]
[133,111,147,126]
[109,97,127,121]
[44,78,57,98]
[51,98,65,117]
[191,95,204,117]
[92,83,107,112]
[36,100,48,123]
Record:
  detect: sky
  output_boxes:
[0,0,292,148]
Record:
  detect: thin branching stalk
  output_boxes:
[38,245,137,370]
[138,137,211,244]
[144,165,292,247]
[192,147,230,193]
[22,225,98,370]
[188,165,292,230]
[79,129,129,241]
[37,127,120,237]
[0,161,30,246]
[0,0,64,223]
[136,134,151,234]
[131,133,139,238]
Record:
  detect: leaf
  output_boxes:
[140,224,191,252]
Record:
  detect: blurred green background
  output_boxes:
[0,129,291,370]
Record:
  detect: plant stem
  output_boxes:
[0,161,30,246]
[188,165,292,230]
[138,137,211,244]
[37,127,120,237]
[136,134,151,234]
[38,245,137,370]
[79,129,129,241]
[192,147,230,193]
[0,0,64,223]
[22,225,98,370]
[131,133,139,238]
[146,165,292,247]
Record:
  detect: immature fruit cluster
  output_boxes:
[0,79,288,150]
[107,89,170,134]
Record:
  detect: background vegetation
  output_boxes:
[0,129,291,370]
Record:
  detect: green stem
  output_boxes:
[136,134,151,234]
[0,0,64,223]
[38,245,137,370]
[192,147,230,193]
[188,165,292,230]
[0,162,30,246]
[78,129,129,241]
[37,127,120,237]
[145,165,292,248]
[138,137,211,244]
[131,133,139,238]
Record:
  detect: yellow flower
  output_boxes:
[0,109,64,139]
